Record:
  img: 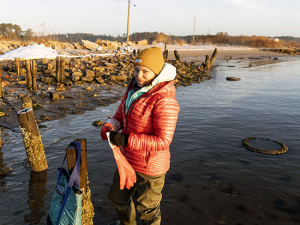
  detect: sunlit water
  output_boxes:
[1,57,300,224]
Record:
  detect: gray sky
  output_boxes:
[2,0,300,37]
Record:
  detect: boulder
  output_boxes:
[85,70,95,78]
[82,77,94,82]
[72,75,81,82]
[72,71,83,76]
[81,40,99,50]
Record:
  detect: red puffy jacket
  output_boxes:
[108,79,180,176]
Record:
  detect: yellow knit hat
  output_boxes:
[134,47,164,75]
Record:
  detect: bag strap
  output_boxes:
[56,141,82,225]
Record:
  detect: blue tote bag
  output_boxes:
[47,141,82,225]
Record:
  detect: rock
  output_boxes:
[72,75,81,82]
[85,86,92,91]
[72,71,83,76]
[92,120,103,126]
[226,77,241,81]
[41,58,49,65]
[82,77,94,82]
[109,74,127,82]
[85,70,95,78]
[0,112,5,117]
[20,68,26,75]
[0,167,13,176]
[96,77,104,83]
[49,92,60,100]
[81,40,99,50]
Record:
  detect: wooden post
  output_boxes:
[210,48,218,68]
[0,130,2,149]
[0,68,3,98]
[137,49,140,54]
[204,55,211,70]
[56,56,61,82]
[15,58,20,75]
[60,57,65,82]
[174,50,181,62]
[22,96,32,109]
[17,108,48,172]
[163,43,168,60]
[25,60,32,90]
[31,60,37,91]
[133,49,136,57]
[66,139,94,225]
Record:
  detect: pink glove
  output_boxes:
[112,147,136,190]
[106,132,136,190]
[100,123,114,140]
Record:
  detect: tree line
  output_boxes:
[1,23,299,48]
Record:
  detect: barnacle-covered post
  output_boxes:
[17,108,47,172]
[22,96,32,109]
[15,58,21,75]
[56,56,61,82]
[25,60,32,90]
[0,68,3,98]
[66,139,94,224]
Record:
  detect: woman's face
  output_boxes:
[134,65,156,87]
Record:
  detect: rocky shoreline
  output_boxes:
[0,50,212,133]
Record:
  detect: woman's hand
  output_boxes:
[110,131,129,147]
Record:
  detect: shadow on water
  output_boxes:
[24,170,48,224]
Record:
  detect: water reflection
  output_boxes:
[24,170,48,224]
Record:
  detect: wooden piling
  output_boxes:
[66,139,94,225]
[0,68,3,98]
[56,56,61,82]
[210,48,218,68]
[15,58,20,75]
[133,49,136,57]
[174,50,181,62]
[25,60,32,90]
[60,57,65,82]
[17,108,48,172]
[21,96,32,109]
[204,55,211,69]
[31,60,37,91]
[163,43,168,60]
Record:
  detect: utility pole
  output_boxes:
[126,0,130,45]
[192,16,196,45]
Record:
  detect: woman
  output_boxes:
[101,47,180,225]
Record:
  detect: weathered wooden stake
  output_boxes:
[15,58,20,75]
[210,48,219,68]
[56,56,61,82]
[60,57,65,82]
[22,96,32,109]
[66,139,94,225]
[204,55,211,69]
[163,43,168,60]
[17,108,48,172]
[25,60,32,90]
[31,60,37,91]
[133,49,136,57]
[0,68,3,98]
[174,50,181,62]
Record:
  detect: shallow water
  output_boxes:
[1,57,300,224]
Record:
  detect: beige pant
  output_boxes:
[108,170,166,225]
